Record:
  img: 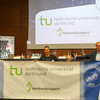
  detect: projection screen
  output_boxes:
[28,0,100,49]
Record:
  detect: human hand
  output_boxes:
[67,58,72,62]
[33,60,37,62]
[0,59,4,61]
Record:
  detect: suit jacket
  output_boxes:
[76,51,97,61]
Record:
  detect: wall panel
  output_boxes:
[0,0,28,56]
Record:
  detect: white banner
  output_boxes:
[1,61,100,99]
[4,61,80,99]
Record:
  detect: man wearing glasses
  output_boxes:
[76,42,100,61]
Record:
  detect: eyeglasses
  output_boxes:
[97,45,100,46]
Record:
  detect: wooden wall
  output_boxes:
[0,0,28,56]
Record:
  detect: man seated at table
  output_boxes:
[40,46,59,61]
[75,42,100,61]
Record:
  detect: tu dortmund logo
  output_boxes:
[39,16,52,26]
[9,65,23,76]
[26,82,32,93]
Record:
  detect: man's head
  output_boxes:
[44,46,50,55]
[96,42,100,52]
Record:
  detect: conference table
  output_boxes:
[3,58,90,61]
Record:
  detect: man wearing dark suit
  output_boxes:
[76,42,100,61]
